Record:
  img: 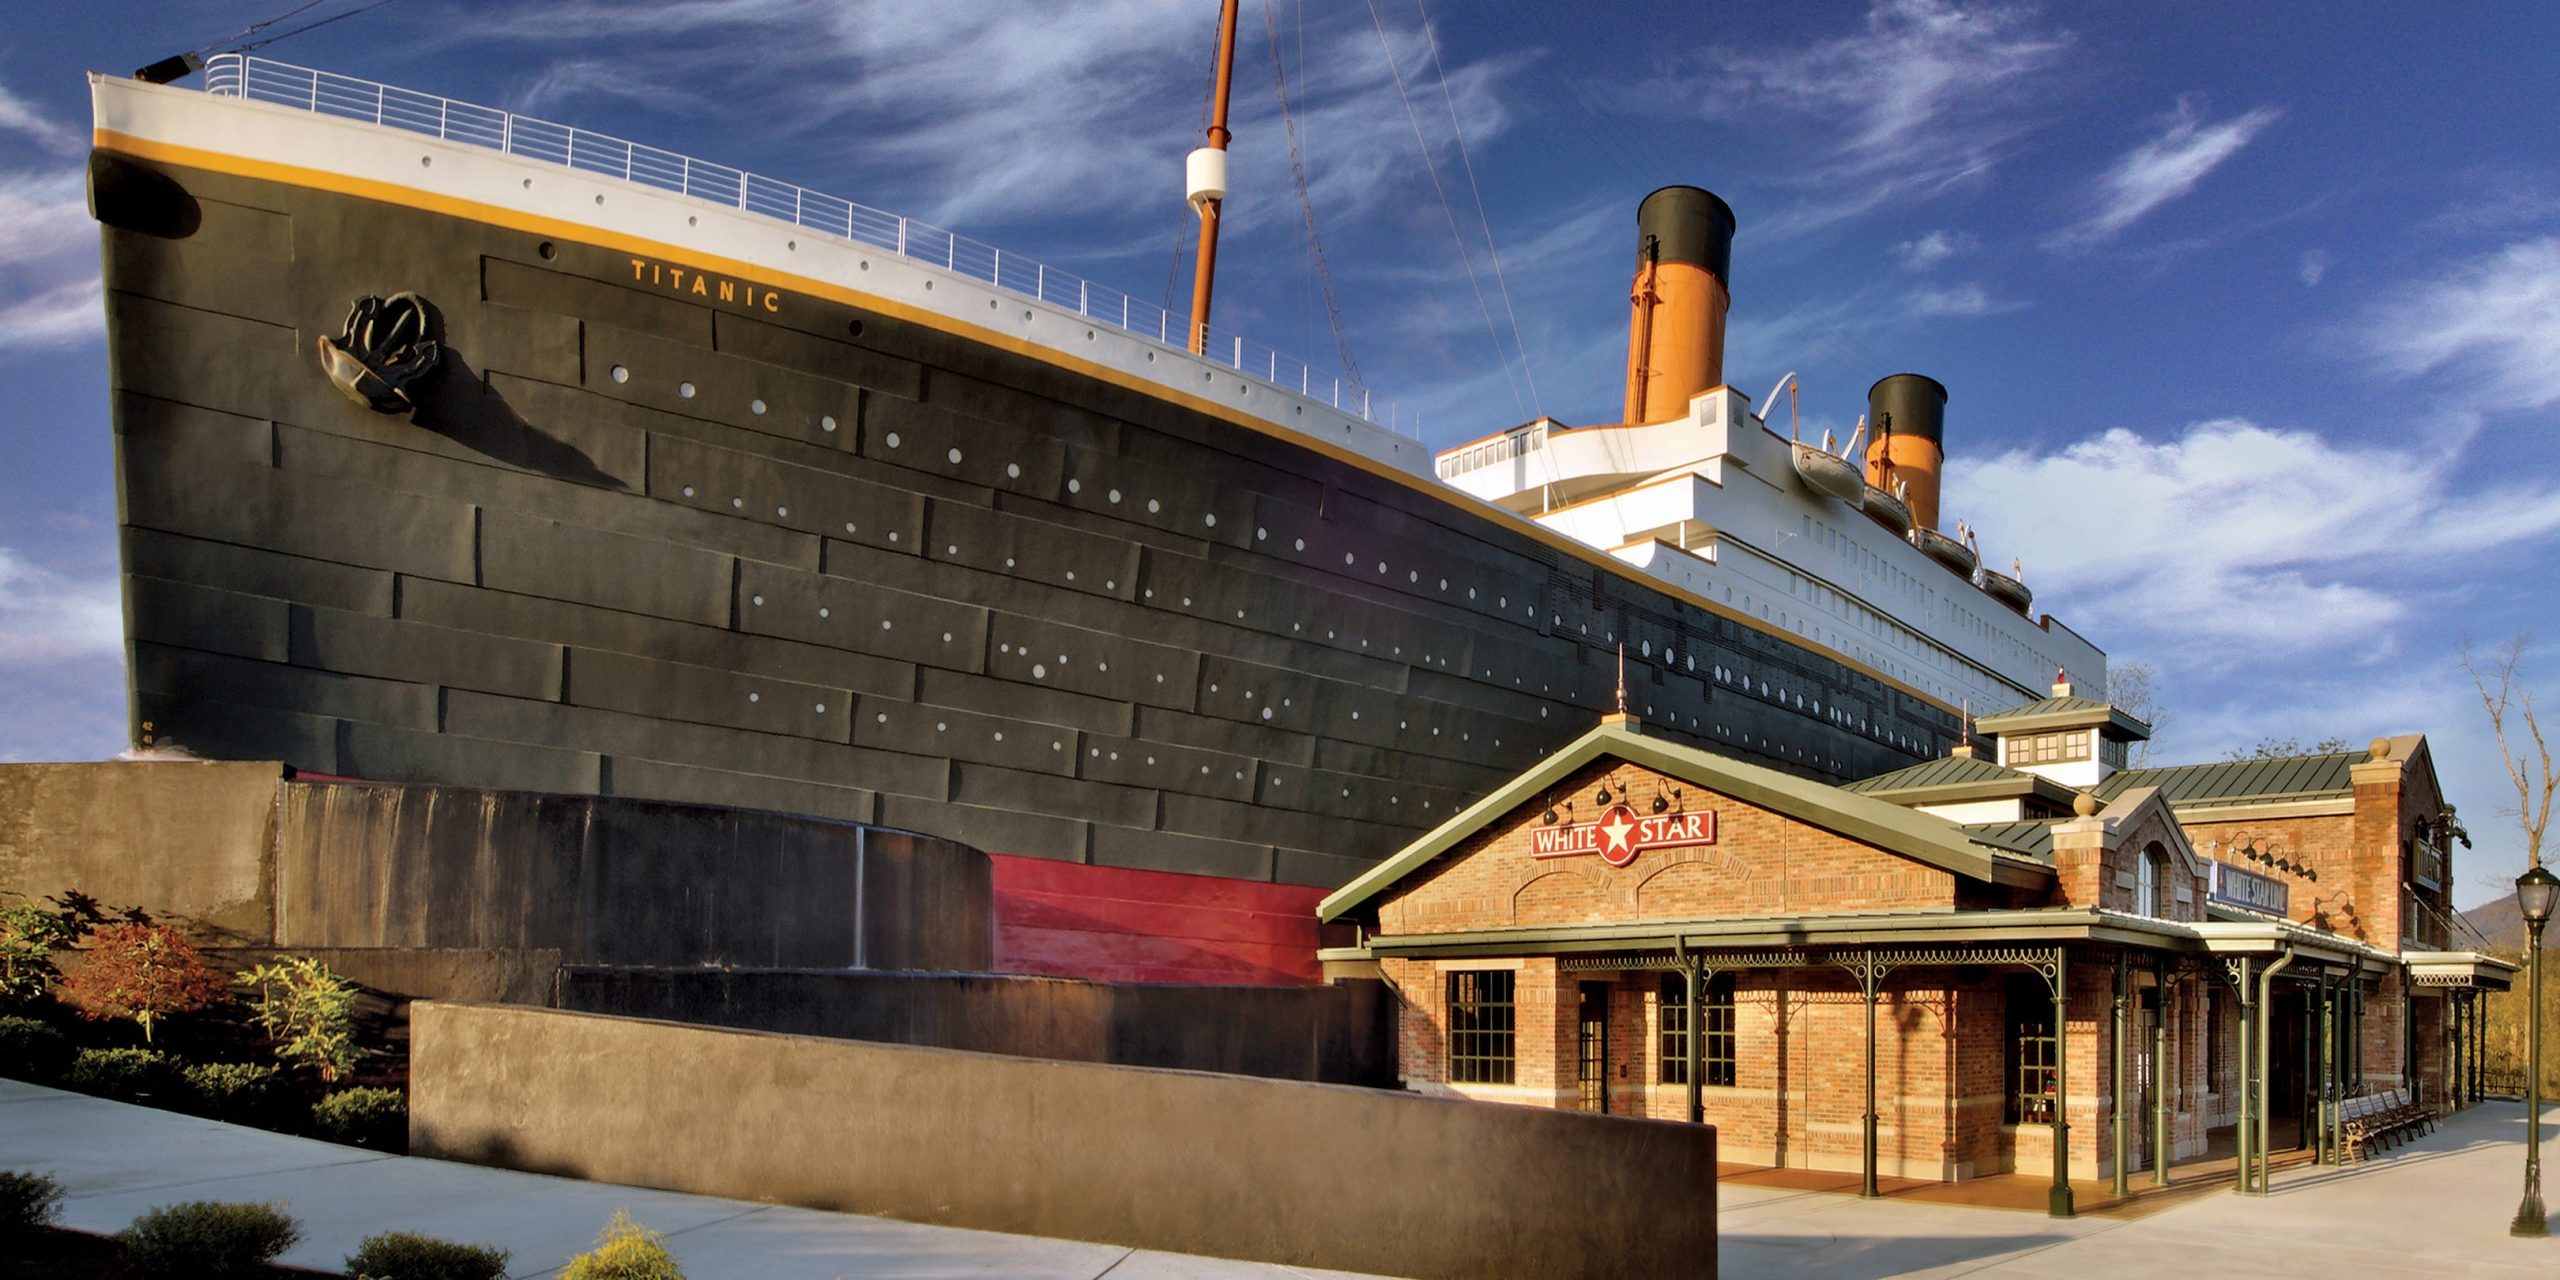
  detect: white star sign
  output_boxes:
[1529,800,1716,867]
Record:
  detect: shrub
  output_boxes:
[115,1200,303,1278]
[0,900,81,1006]
[185,1061,284,1124]
[346,1229,511,1280]
[561,1210,683,1280]
[0,1169,65,1237]
[66,1046,179,1102]
[59,923,229,1043]
[313,1085,406,1150]
[0,1014,70,1082]
[238,955,360,1083]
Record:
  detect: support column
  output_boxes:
[2051,947,2075,1218]
[1861,950,1881,1199]
[2254,950,2297,1195]
[2234,958,2256,1195]
[2112,953,2129,1197]
[2154,957,2172,1185]
[1684,958,1703,1125]
[2320,972,2337,1163]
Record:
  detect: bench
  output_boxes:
[2339,1086,2430,1161]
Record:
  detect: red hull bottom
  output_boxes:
[989,855,1329,985]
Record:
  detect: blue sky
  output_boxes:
[3,1,2557,908]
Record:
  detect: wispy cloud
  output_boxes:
[0,83,80,153]
[2427,168,2560,238]
[2299,248,2331,286]
[2046,98,2282,251]
[2364,237,2560,413]
[0,277,104,350]
[0,78,101,351]
[0,545,121,667]
[1908,283,2023,317]
[1894,229,1977,270]
[1948,418,2560,663]
[1658,0,2070,241]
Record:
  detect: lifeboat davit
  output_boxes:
[1910,525,1975,577]
[1791,442,1864,507]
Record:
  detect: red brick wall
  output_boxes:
[1379,761,1958,937]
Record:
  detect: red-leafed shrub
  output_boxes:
[59,924,229,1044]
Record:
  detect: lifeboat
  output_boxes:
[1862,482,1912,536]
[1909,525,1975,577]
[1790,442,1865,507]
[1977,565,2033,613]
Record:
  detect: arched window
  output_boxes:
[2139,843,2169,917]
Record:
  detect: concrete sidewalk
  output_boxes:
[1719,1098,2560,1278]
[0,1079,1385,1280]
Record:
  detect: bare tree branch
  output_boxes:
[2460,634,2556,869]
[2105,660,2164,767]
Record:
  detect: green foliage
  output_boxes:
[185,1061,284,1124]
[0,1169,65,1237]
[238,955,361,1083]
[346,1229,512,1280]
[115,1200,304,1278]
[313,1085,406,1150]
[0,1014,70,1082]
[0,899,81,1006]
[59,923,230,1043]
[560,1210,684,1280]
[66,1046,179,1102]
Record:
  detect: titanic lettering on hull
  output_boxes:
[1531,804,1717,868]
[628,256,782,312]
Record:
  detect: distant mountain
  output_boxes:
[2460,894,2530,954]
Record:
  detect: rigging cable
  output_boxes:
[191,0,335,55]
[1263,0,1364,393]
[1361,0,1524,420]
[1413,0,1538,419]
[226,0,405,55]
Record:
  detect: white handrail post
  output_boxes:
[1233,335,1243,369]
[438,96,448,138]
[1080,281,1089,317]
[897,217,908,257]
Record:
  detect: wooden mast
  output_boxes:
[1187,0,1241,355]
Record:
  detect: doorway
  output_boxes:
[1577,982,1609,1114]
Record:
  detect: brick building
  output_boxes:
[1317,682,2515,1216]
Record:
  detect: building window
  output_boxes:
[2206,987,2222,1080]
[2139,843,2168,917]
[1447,970,1516,1085]
[1659,973,1736,1087]
[2006,976,2058,1124]
[2101,738,2128,770]
[2010,730,2092,765]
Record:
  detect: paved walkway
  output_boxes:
[6,1076,2555,1278]
[0,1079,1381,1279]
[1720,1099,2560,1278]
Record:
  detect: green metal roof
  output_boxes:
[2093,751,2359,807]
[1317,722,2053,924]
[1962,820,2057,859]
[1843,753,2079,808]
[1975,694,2153,741]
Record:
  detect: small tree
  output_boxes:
[0,900,81,1006]
[2463,635,2555,872]
[238,956,360,1083]
[59,924,229,1044]
[2105,660,2166,766]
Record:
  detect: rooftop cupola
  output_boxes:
[1974,670,2152,789]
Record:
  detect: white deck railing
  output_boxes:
[199,53,1412,437]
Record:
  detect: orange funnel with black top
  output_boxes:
[1865,373,1947,531]
[1623,186,1736,425]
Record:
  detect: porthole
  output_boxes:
[819,607,830,619]
[1294,539,1306,551]
[1108,489,1122,504]
[681,486,696,498]
[610,365,629,384]
[538,240,557,259]
[747,692,760,703]
[1067,478,1082,493]
[750,399,768,415]
[1006,463,1022,479]
[1255,527,1267,541]
[814,703,826,714]
[1032,664,1047,679]
[822,415,838,432]
[679,382,697,399]
[775,506,788,518]
[948,448,964,464]
[885,432,901,448]
[1147,499,1162,514]
[847,319,865,336]
[750,594,765,606]
[730,497,743,509]
[1204,514,1217,528]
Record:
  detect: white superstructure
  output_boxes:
[1434,386,2103,713]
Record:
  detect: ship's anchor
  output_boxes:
[316,292,441,414]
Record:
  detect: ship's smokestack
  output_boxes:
[1623,186,1736,424]
[1865,373,1947,531]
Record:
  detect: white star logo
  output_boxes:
[1598,806,1639,865]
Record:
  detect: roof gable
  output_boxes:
[1976,694,2153,741]
[1319,725,2049,923]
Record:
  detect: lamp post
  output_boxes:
[2513,863,2557,1238]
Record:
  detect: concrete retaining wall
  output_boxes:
[411,1002,1716,1280]
[554,967,1394,1086]
[1,762,993,972]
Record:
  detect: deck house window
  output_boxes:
[1658,973,1736,1087]
[2006,976,2058,1124]
[2010,730,2091,765]
[1447,970,1516,1085]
